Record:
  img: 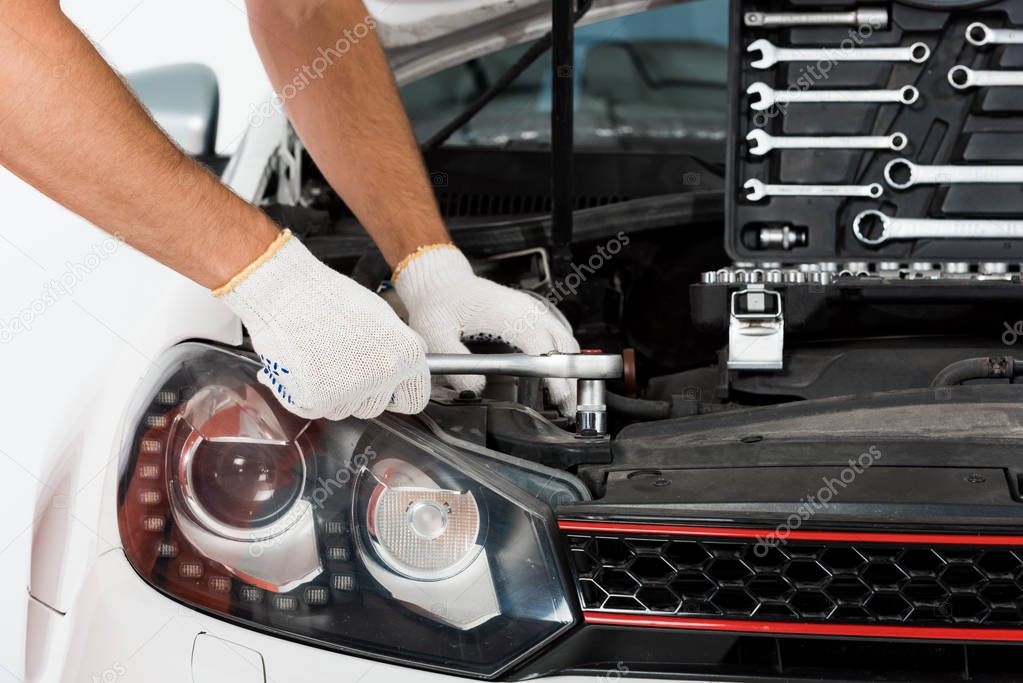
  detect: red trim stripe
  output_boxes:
[584,612,1023,642]
[558,520,1023,546]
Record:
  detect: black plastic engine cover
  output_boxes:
[576,383,1023,526]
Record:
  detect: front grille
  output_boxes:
[563,522,1023,633]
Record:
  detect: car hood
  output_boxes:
[372,0,679,83]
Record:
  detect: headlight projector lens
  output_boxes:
[366,459,483,581]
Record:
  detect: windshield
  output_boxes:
[400,0,729,151]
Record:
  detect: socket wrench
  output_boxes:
[745,178,882,201]
[885,158,1023,189]
[853,210,1023,245]
[426,352,623,437]
[744,8,888,29]
[747,39,930,69]
[425,352,621,379]
[948,65,1023,89]
[746,129,907,156]
[966,22,1023,46]
[747,82,919,110]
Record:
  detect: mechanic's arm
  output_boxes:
[245,0,447,267]
[0,1,278,288]
[0,1,431,420]
[245,0,581,413]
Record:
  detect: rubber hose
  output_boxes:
[930,356,1019,388]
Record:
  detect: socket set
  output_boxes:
[701,261,1023,284]
[690,261,1023,366]
[727,0,1023,263]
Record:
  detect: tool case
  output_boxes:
[693,0,1023,370]
[727,0,1023,262]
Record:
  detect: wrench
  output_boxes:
[744,8,888,29]
[747,82,919,110]
[746,129,908,156]
[966,22,1023,46]
[884,158,1023,189]
[747,39,931,69]
[948,65,1023,89]
[745,178,882,201]
[853,210,1023,245]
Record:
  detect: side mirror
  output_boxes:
[127,63,220,157]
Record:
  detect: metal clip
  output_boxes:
[727,284,784,371]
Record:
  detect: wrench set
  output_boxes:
[730,0,1023,263]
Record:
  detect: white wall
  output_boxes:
[62,0,272,154]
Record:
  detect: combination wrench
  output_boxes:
[853,210,1023,245]
[884,158,1023,189]
[745,179,882,201]
[948,65,1023,89]
[744,7,888,29]
[747,82,919,110]
[747,39,931,69]
[966,22,1023,46]
[746,129,907,156]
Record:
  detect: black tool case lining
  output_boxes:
[727,0,1023,263]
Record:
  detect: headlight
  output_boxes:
[118,343,575,678]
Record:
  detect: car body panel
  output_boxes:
[29,550,700,682]
[380,0,679,83]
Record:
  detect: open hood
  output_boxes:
[369,0,680,83]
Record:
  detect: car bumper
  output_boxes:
[27,549,673,683]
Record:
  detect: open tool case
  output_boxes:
[693,0,1023,371]
[727,0,1023,262]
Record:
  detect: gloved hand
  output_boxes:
[215,230,431,420]
[393,244,581,415]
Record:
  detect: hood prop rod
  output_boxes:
[551,0,576,264]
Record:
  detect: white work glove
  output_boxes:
[215,230,430,420]
[393,244,581,415]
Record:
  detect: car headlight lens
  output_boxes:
[118,343,575,677]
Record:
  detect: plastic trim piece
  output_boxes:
[557,520,1023,546]
[582,612,1023,642]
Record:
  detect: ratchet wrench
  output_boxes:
[884,158,1023,189]
[747,82,919,110]
[744,179,882,201]
[744,8,888,29]
[948,65,1023,89]
[966,22,1023,46]
[853,210,1023,245]
[747,39,931,70]
[746,129,907,156]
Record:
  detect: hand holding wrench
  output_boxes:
[747,129,907,156]
[853,210,1023,245]
[747,39,930,69]
[747,82,919,110]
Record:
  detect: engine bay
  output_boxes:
[264,139,1023,487]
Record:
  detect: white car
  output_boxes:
[13,1,1023,681]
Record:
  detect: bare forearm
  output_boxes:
[245,0,449,267]
[0,2,279,288]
